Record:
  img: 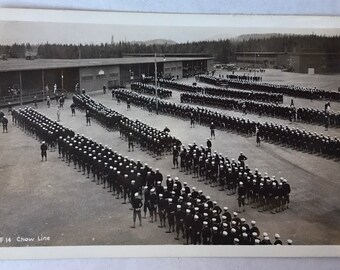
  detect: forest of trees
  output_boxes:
[1,34,339,63]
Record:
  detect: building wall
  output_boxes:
[207,59,214,71]
[292,54,340,74]
[236,55,279,68]
[288,55,300,73]
[163,61,183,79]
[79,65,120,91]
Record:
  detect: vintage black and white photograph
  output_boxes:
[0,9,339,253]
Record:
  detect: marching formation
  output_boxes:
[159,79,283,103]
[131,82,172,99]
[11,107,292,245]
[180,92,340,127]
[196,75,340,101]
[112,89,340,160]
[72,93,182,157]
[173,143,291,214]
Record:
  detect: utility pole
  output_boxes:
[19,71,22,106]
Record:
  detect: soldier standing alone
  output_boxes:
[41,141,48,162]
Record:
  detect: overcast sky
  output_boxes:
[0,21,339,45]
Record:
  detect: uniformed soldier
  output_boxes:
[274,233,283,245]
[1,115,8,133]
[210,122,216,139]
[40,141,48,161]
[131,193,143,228]
[70,102,76,116]
[86,110,91,126]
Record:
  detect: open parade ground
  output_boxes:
[1,69,340,246]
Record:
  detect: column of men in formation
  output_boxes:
[11,107,293,245]
[72,94,182,158]
[131,82,172,99]
[158,79,283,103]
[112,89,340,160]
[172,143,291,214]
[218,73,262,82]
[197,75,340,101]
[180,92,340,127]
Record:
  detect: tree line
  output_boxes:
[0,34,339,63]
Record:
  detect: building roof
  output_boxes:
[0,56,212,72]
[236,51,340,56]
[235,52,287,55]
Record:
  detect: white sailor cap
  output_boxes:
[275,234,280,239]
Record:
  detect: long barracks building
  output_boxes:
[235,51,340,74]
[0,56,213,97]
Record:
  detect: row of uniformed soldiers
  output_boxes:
[200,74,263,86]
[259,123,340,158]
[180,92,340,127]
[131,82,172,99]
[297,107,340,127]
[14,107,294,245]
[174,143,291,214]
[109,89,340,160]
[12,107,75,148]
[73,94,123,130]
[159,78,283,103]
[199,75,340,101]
[219,73,262,82]
[73,93,182,156]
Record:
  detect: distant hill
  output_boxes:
[143,39,177,45]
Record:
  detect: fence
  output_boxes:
[0,89,68,108]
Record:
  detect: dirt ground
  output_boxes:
[0,70,340,246]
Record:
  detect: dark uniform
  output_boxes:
[131,194,143,228]
[40,142,48,161]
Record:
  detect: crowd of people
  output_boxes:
[180,92,340,127]
[72,94,182,157]
[173,143,291,214]
[196,75,340,101]
[111,90,340,160]
[11,107,293,245]
[159,79,283,103]
[131,82,172,99]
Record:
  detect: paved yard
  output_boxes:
[0,72,340,246]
